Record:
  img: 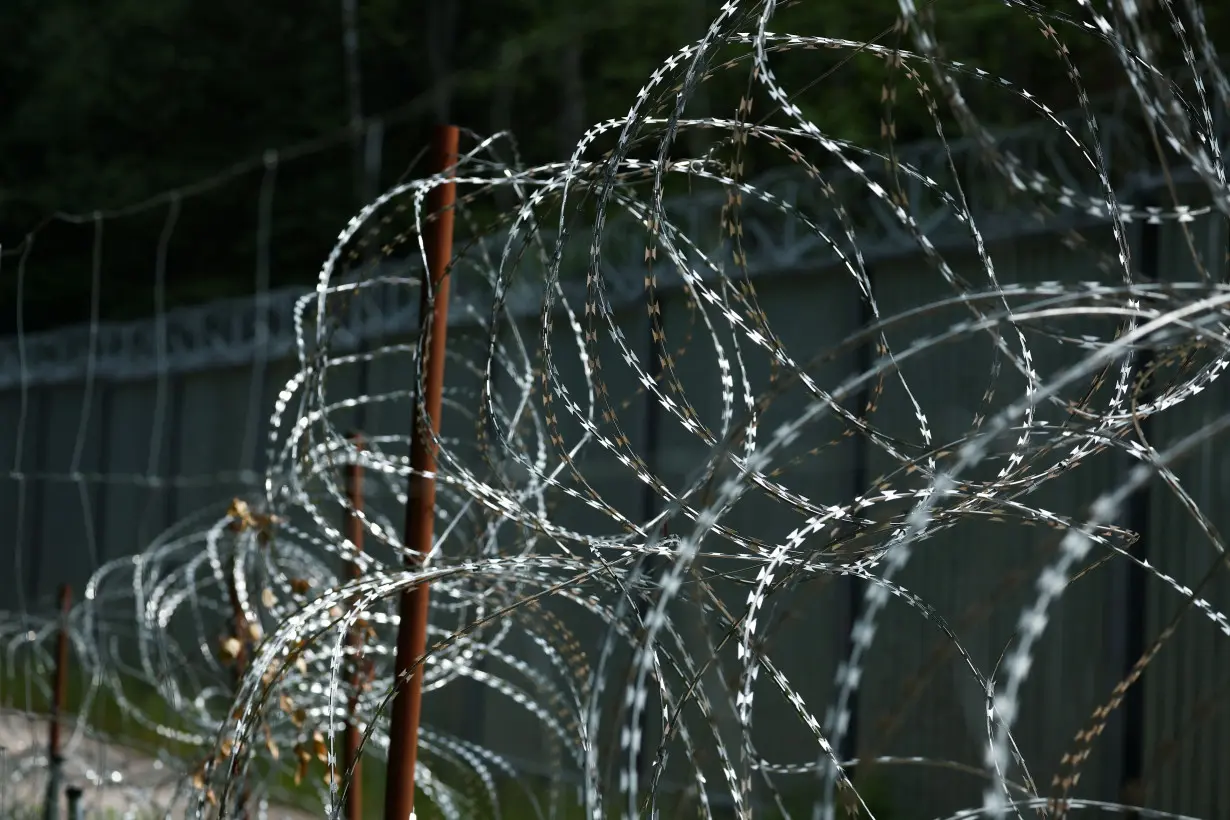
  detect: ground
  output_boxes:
[0,710,318,820]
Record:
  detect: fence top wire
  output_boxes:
[0,89,1192,392]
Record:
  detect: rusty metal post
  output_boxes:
[44,584,71,820]
[48,584,71,760]
[343,432,365,820]
[383,123,459,820]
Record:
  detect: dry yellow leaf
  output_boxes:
[218,637,242,663]
[266,736,280,762]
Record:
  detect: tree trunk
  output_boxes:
[686,0,712,159]
[490,41,522,137]
[558,39,586,158]
[426,0,459,124]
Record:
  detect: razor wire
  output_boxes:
[6,0,1230,818]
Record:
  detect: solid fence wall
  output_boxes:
[1,214,1229,814]
[850,233,1134,816]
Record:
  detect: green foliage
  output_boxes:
[0,0,1213,334]
[2,649,902,820]
[0,654,195,758]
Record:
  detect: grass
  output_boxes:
[0,657,897,819]
[1,656,197,758]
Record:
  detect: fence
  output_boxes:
[2,121,1228,817]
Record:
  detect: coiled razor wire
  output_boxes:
[8,0,1230,817]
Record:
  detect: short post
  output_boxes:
[64,786,83,820]
[44,584,71,820]
[1,746,8,819]
[44,757,63,820]
[383,123,460,820]
[343,432,366,820]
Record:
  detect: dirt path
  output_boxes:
[0,710,318,819]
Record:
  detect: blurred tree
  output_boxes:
[0,0,1218,334]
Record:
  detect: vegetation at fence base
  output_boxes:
[0,656,193,759]
[0,656,316,812]
[1,653,901,819]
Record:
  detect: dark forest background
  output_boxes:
[0,0,1218,335]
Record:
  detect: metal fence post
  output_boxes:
[65,786,84,820]
[43,755,64,820]
[44,584,72,820]
[343,431,366,820]
[383,123,459,820]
